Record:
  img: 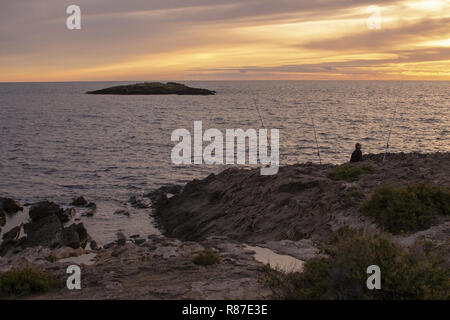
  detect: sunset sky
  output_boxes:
[1,0,449,81]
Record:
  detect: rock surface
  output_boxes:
[0,200,91,256]
[0,197,23,215]
[22,236,274,300]
[86,82,216,95]
[154,152,450,245]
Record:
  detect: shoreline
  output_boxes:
[0,151,449,299]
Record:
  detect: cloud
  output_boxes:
[299,17,450,51]
[0,0,448,80]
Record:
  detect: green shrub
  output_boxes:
[0,266,61,298]
[361,183,450,233]
[328,165,376,182]
[264,228,449,300]
[192,250,221,266]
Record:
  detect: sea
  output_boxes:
[0,80,448,243]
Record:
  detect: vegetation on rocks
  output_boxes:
[192,250,221,266]
[328,164,376,182]
[361,183,450,233]
[0,266,61,298]
[263,228,450,300]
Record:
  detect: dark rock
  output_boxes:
[85,203,97,216]
[86,202,96,209]
[128,196,149,209]
[103,242,115,249]
[90,240,99,250]
[133,238,145,246]
[130,234,140,239]
[71,196,88,207]
[0,209,5,227]
[62,223,90,249]
[86,82,216,96]
[0,238,27,257]
[145,185,183,205]
[29,201,63,221]
[0,197,23,215]
[62,227,80,249]
[114,210,130,217]
[2,226,21,241]
[24,214,63,248]
[85,211,95,217]
[59,208,76,223]
[116,232,126,246]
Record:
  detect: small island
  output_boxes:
[86,82,216,95]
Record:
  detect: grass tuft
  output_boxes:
[0,266,61,298]
[328,165,376,182]
[192,250,221,266]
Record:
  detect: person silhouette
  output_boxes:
[350,143,363,162]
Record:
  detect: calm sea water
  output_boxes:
[0,81,448,243]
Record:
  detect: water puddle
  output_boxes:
[244,245,304,273]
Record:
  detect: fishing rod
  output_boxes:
[383,102,398,161]
[311,116,322,165]
[255,100,266,129]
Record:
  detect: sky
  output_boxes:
[1,0,449,81]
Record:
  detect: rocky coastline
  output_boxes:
[0,152,449,299]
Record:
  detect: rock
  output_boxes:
[0,238,27,257]
[85,211,95,217]
[103,242,115,249]
[62,227,80,249]
[71,196,88,207]
[145,185,183,205]
[59,208,76,223]
[2,226,21,241]
[133,238,145,246]
[116,232,126,246]
[85,202,97,216]
[62,223,90,249]
[114,210,130,217]
[86,82,216,96]
[130,234,140,239]
[29,201,63,221]
[90,240,99,251]
[0,209,5,227]
[128,196,149,209]
[0,197,23,215]
[24,214,63,248]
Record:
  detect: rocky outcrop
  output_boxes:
[62,223,90,249]
[0,209,5,227]
[0,201,91,256]
[0,197,23,215]
[153,152,450,244]
[71,196,88,207]
[128,196,150,209]
[2,226,21,242]
[86,82,216,95]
